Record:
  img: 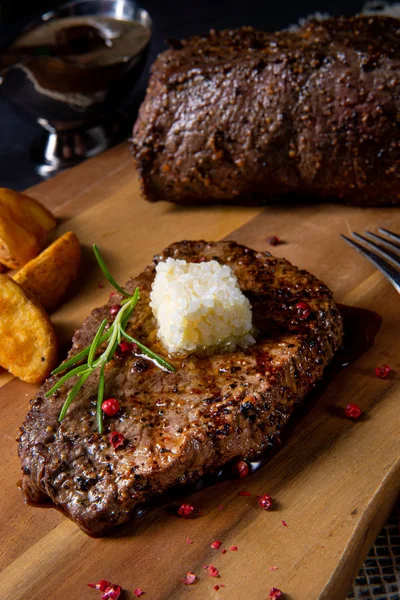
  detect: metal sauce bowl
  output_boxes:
[0,0,152,176]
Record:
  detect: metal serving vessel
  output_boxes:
[0,0,152,176]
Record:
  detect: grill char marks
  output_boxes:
[18,241,343,534]
[132,16,400,206]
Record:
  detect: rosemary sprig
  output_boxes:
[93,244,130,297]
[45,245,175,433]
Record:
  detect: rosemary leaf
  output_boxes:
[102,333,121,369]
[88,319,108,368]
[51,329,111,376]
[45,364,90,397]
[121,288,140,330]
[93,244,129,297]
[59,370,92,422]
[121,330,175,373]
[94,310,122,368]
[51,346,92,375]
[97,365,106,434]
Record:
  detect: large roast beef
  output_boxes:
[132,16,400,206]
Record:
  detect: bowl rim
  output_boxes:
[7,0,152,52]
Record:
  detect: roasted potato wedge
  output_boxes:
[0,274,57,383]
[0,188,56,269]
[13,231,81,313]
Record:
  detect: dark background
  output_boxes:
[0,0,366,189]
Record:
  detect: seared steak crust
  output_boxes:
[18,241,343,534]
[132,16,400,206]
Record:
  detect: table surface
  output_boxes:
[1,3,399,597]
[0,142,399,600]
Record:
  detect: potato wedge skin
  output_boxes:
[13,231,81,313]
[0,188,56,269]
[0,274,58,383]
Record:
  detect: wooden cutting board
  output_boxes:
[0,142,399,600]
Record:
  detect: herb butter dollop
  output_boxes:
[150,257,255,354]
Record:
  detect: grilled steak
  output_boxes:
[18,241,343,534]
[132,16,400,206]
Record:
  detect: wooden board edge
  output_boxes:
[321,457,400,599]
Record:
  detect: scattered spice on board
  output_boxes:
[88,580,110,592]
[266,236,282,246]
[345,404,362,419]
[375,364,391,378]
[258,494,273,510]
[177,503,194,517]
[88,580,122,600]
[205,565,220,577]
[180,572,197,585]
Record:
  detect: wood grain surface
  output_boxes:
[0,142,399,600]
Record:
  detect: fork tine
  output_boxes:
[340,234,400,294]
[363,231,400,254]
[378,228,400,244]
[352,232,400,268]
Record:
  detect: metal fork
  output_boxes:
[341,228,400,294]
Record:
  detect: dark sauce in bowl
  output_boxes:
[0,10,151,133]
[7,16,151,68]
[2,16,150,105]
